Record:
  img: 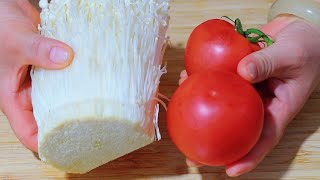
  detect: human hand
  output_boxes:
[179,15,320,177]
[0,0,74,152]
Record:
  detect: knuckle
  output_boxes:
[29,36,44,60]
[255,51,274,78]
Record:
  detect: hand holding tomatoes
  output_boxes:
[167,17,269,170]
[171,15,320,177]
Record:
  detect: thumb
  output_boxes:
[237,43,295,83]
[19,33,74,69]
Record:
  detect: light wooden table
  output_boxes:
[1,0,320,179]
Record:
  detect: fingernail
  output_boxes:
[49,47,68,63]
[246,63,257,80]
[227,167,242,177]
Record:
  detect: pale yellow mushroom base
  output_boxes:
[37,101,154,174]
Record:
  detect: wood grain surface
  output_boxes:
[1,0,320,179]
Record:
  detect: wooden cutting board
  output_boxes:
[1,0,319,179]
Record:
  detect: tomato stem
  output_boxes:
[222,16,245,36]
[221,16,235,23]
[235,18,245,36]
[247,35,263,43]
[222,16,274,46]
[245,28,274,46]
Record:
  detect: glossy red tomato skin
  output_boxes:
[184,19,261,75]
[166,70,264,166]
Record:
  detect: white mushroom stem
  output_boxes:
[31,0,170,174]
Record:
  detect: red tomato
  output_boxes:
[166,70,264,166]
[184,19,261,75]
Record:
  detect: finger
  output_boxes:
[18,33,74,70]
[2,82,38,152]
[8,109,38,152]
[237,15,305,84]
[237,42,300,83]
[186,158,204,168]
[180,70,187,78]
[179,70,188,85]
[17,69,33,111]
